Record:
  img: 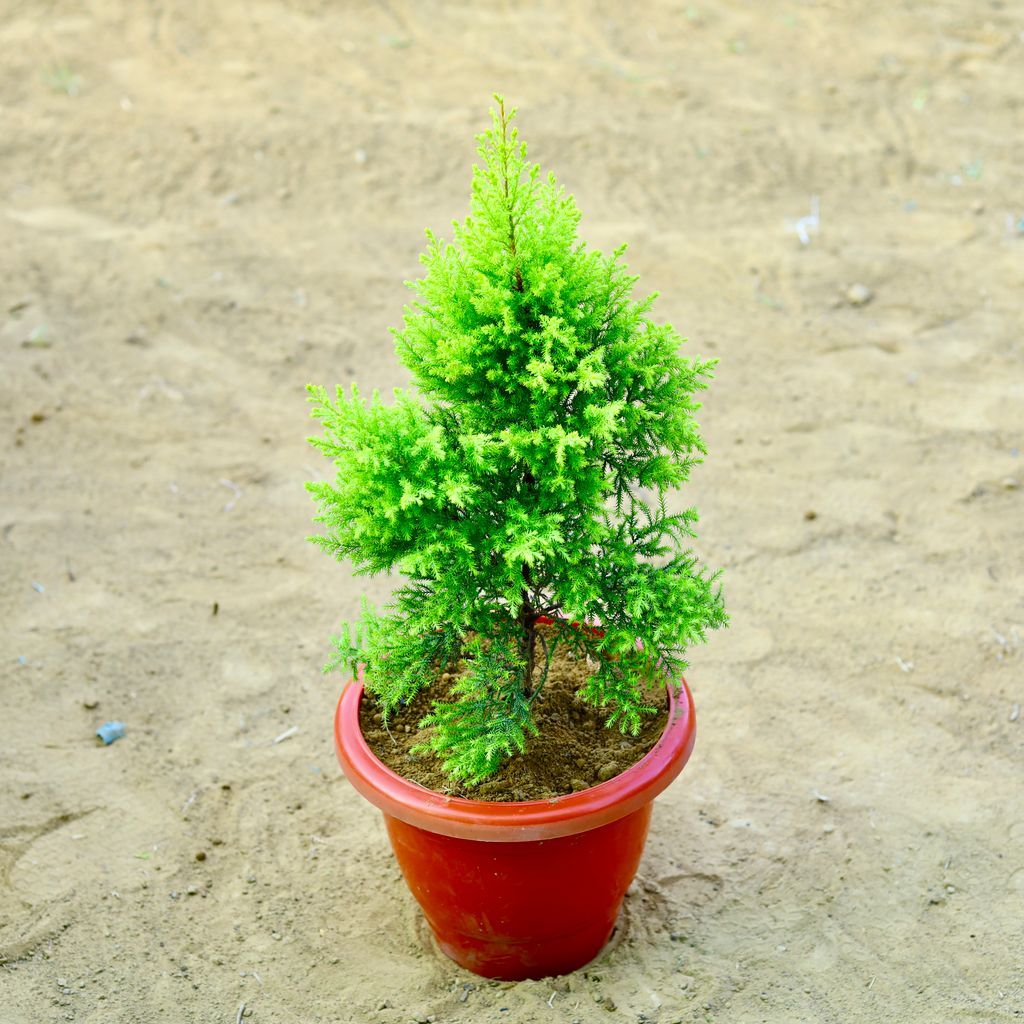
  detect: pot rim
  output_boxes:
[333,646,696,842]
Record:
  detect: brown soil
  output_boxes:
[359,629,669,801]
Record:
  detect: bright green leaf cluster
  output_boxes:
[308,97,727,784]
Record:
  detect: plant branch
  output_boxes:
[527,630,555,705]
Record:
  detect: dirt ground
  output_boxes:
[2,2,1022,1022]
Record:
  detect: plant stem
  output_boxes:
[520,560,537,695]
[497,96,525,294]
[527,630,553,707]
[519,457,540,694]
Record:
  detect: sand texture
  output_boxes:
[2,2,1022,1021]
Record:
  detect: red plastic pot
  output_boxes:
[333,665,696,981]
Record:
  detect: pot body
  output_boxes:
[334,660,695,980]
[384,803,652,979]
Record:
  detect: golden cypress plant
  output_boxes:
[307,98,727,783]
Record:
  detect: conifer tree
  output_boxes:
[307,97,727,784]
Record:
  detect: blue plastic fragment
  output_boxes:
[96,721,126,745]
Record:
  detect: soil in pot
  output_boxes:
[358,625,669,801]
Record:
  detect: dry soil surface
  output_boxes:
[2,3,1023,1023]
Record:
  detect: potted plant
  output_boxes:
[307,97,726,981]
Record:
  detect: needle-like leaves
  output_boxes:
[308,97,727,783]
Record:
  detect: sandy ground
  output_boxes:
[2,2,1023,1022]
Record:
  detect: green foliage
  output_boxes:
[308,96,727,784]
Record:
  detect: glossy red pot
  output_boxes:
[333,668,696,980]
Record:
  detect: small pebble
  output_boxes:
[195,850,206,862]
[597,762,619,783]
[82,698,99,710]
[186,885,198,896]
[845,283,873,306]
[823,824,835,834]
[1001,477,1019,490]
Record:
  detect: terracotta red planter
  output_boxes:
[333,665,696,981]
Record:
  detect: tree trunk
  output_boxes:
[520,562,537,695]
